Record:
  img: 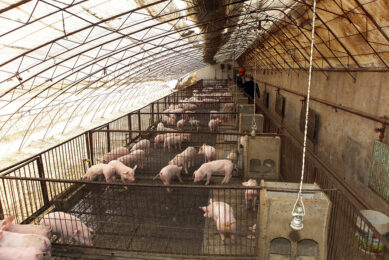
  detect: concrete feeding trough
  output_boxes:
[243,136,280,180]
[258,181,331,260]
[238,104,254,113]
[239,113,264,133]
[236,104,255,127]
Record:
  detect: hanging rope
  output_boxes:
[291,0,317,230]
[251,60,258,136]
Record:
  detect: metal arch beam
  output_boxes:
[300,0,361,67]
[1,0,257,82]
[4,13,258,111]
[42,88,136,139]
[252,52,268,70]
[254,47,281,72]
[1,4,301,91]
[0,17,202,105]
[1,5,300,107]
[0,7,259,102]
[272,24,312,67]
[0,0,33,14]
[265,27,305,70]
[250,47,273,69]
[353,0,389,44]
[60,52,201,137]
[332,0,389,69]
[277,8,332,71]
[0,0,171,68]
[28,46,204,143]
[86,51,204,121]
[69,53,203,135]
[255,38,288,71]
[12,42,203,148]
[0,0,88,38]
[98,55,204,117]
[237,6,318,70]
[265,35,294,70]
[283,11,334,69]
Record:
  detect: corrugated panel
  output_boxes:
[369,141,389,202]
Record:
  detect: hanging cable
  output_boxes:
[290,0,317,231]
[251,59,257,136]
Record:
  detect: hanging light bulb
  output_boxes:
[251,124,256,137]
[290,205,305,231]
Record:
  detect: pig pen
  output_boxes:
[0,129,265,259]
[0,176,259,259]
[1,80,387,259]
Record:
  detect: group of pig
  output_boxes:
[160,93,234,132]
[0,211,93,259]
[152,142,238,191]
[153,135,250,190]
[82,139,151,186]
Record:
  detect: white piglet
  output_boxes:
[131,139,150,154]
[0,216,51,238]
[208,118,221,132]
[189,118,200,131]
[97,147,129,163]
[154,165,183,192]
[168,146,196,174]
[40,212,94,246]
[242,179,258,211]
[227,149,239,170]
[193,159,233,185]
[0,230,51,259]
[198,144,216,162]
[164,134,190,152]
[0,246,44,260]
[157,122,165,131]
[108,160,137,184]
[177,118,186,131]
[117,150,144,169]
[200,199,236,243]
[83,164,116,183]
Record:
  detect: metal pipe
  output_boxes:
[258,80,389,125]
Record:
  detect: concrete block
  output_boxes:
[243,136,280,180]
[238,104,254,114]
[258,181,331,260]
[239,113,264,133]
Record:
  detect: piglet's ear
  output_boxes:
[133,165,137,171]
[88,227,95,234]
[209,198,213,204]
[242,182,248,186]
[1,216,14,230]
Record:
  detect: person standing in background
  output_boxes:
[242,75,260,100]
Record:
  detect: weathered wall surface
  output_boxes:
[254,69,389,214]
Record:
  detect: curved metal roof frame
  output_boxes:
[0,0,388,154]
[239,0,389,75]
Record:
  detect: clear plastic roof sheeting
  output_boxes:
[1,0,387,163]
[1,0,278,157]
